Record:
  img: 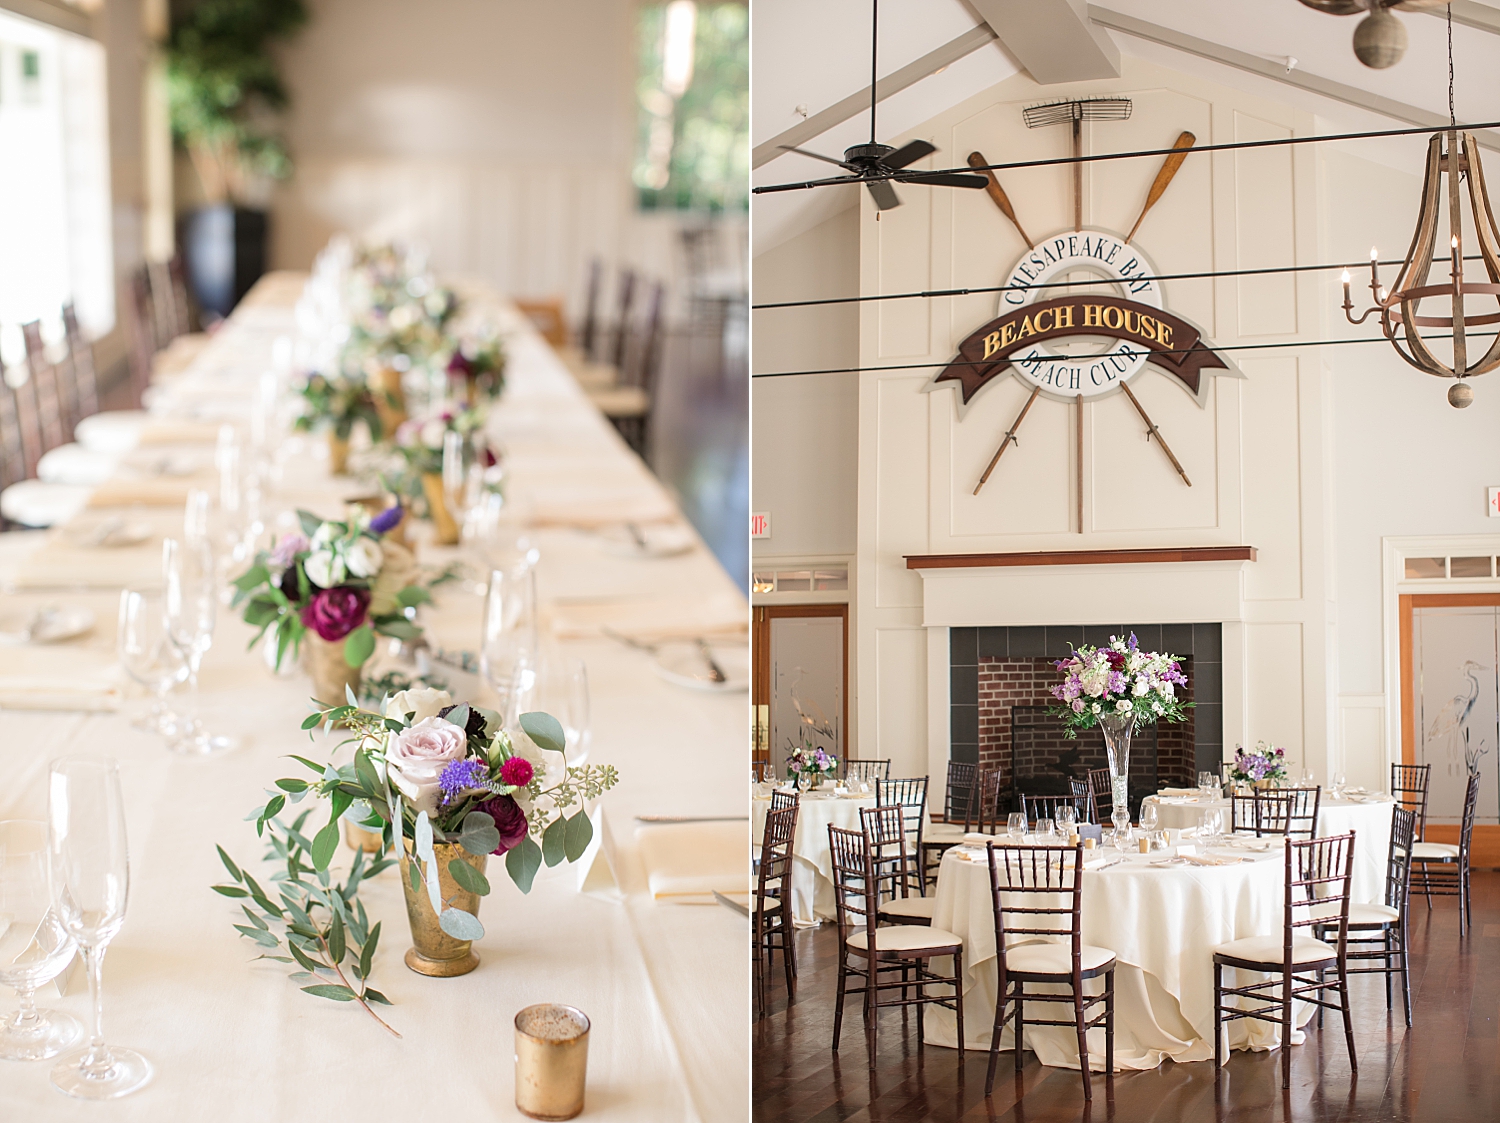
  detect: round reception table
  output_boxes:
[751,790,877,926]
[923,840,1322,1069]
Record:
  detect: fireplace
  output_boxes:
[949,624,1222,813]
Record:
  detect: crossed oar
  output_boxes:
[968,132,1198,497]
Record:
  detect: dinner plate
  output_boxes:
[594,522,695,558]
[652,641,749,692]
[0,606,96,645]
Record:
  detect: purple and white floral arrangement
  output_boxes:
[1230,742,1288,784]
[786,743,839,782]
[1048,633,1191,734]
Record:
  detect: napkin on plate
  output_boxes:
[1157,787,1202,798]
[0,646,122,711]
[637,821,750,904]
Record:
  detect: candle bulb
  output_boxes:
[1341,269,1352,310]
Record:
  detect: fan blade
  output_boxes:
[880,140,936,170]
[866,179,901,210]
[751,174,866,195]
[779,145,856,170]
[896,172,990,189]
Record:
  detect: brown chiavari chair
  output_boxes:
[985,841,1116,1099]
[595,281,664,456]
[1021,791,1090,828]
[125,266,158,406]
[578,258,602,360]
[754,798,799,1012]
[21,322,65,453]
[1213,831,1357,1089]
[513,297,568,348]
[1314,806,1416,1025]
[609,268,637,371]
[1412,768,1481,934]
[1278,786,1322,840]
[1071,777,1097,823]
[828,825,964,1057]
[1231,791,1292,836]
[922,760,978,886]
[769,788,797,815]
[11,360,45,479]
[846,759,891,784]
[165,255,197,337]
[69,344,98,435]
[860,804,933,926]
[878,775,928,861]
[1391,763,1432,839]
[1088,767,1113,823]
[0,375,27,511]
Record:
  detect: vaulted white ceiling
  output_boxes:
[752,0,1500,257]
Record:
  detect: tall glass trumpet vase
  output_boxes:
[1099,711,1136,841]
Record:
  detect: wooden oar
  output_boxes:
[1120,382,1192,486]
[968,152,1034,249]
[974,386,1042,495]
[1125,131,1197,243]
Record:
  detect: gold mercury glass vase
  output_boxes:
[327,432,350,474]
[399,837,487,977]
[301,632,362,710]
[421,472,461,545]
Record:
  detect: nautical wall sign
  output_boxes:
[926,229,1236,415]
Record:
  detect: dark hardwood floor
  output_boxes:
[753,872,1500,1122]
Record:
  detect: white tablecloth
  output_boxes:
[923,843,1318,1068]
[1142,794,1396,903]
[751,792,876,925]
[0,274,748,1121]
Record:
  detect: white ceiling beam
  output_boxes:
[968,0,1120,84]
[1089,5,1500,153]
[1426,1,1500,36]
[751,24,1000,170]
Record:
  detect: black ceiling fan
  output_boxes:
[752,0,989,210]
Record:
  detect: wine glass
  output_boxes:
[1035,818,1055,841]
[116,589,188,745]
[1056,805,1077,836]
[1197,771,1217,795]
[1201,808,1223,843]
[480,562,538,713]
[47,758,152,1099]
[1006,813,1028,842]
[1139,802,1159,833]
[469,491,538,584]
[163,538,236,754]
[509,645,591,770]
[0,820,81,1061]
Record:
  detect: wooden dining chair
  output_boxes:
[1212,831,1357,1089]
[1088,767,1113,822]
[10,361,45,480]
[591,281,664,456]
[1314,806,1416,1025]
[984,841,1116,1099]
[769,788,797,815]
[1021,791,1089,828]
[1412,768,1481,934]
[754,798,799,1012]
[846,759,891,784]
[1231,791,1295,837]
[1071,778,1097,823]
[610,268,637,371]
[1391,763,1432,839]
[0,376,27,522]
[860,804,933,926]
[828,825,964,1057]
[921,760,978,885]
[513,297,569,348]
[578,258,603,360]
[877,775,928,860]
[124,266,158,406]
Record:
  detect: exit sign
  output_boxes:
[1489,487,1500,517]
[751,512,771,539]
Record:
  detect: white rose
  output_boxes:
[345,537,384,579]
[421,420,447,449]
[384,716,468,814]
[304,550,344,588]
[311,522,337,547]
[385,686,453,723]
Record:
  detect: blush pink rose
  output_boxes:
[386,716,468,813]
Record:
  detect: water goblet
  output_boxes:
[1056,805,1077,835]
[1197,771,1217,795]
[163,538,236,755]
[1139,802,1159,833]
[0,821,81,1061]
[1331,773,1347,799]
[116,589,188,745]
[1006,813,1028,842]
[1035,818,1055,841]
[1201,807,1223,843]
[47,758,152,1099]
[480,561,538,714]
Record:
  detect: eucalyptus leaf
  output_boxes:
[216,845,243,881]
[437,907,485,941]
[364,988,392,1006]
[359,921,381,981]
[422,855,442,915]
[300,712,323,731]
[407,859,421,892]
[343,624,375,668]
[414,812,435,862]
[395,585,432,609]
[296,509,322,537]
[457,811,500,856]
[564,810,594,863]
[311,820,340,870]
[448,858,490,896]
[301,984,357,1002]
[275,778,309,793]
[505,836,543,894]
[541,818,567,868]
[329,911,346,964]
[519,711,566,754]
[345,682,359,707]
[287,942,323,973]
[241,905,268,931]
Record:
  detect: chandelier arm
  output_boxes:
[1463,134,1500,284]
[1390,136,1444,301]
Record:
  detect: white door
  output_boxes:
[768,615,843,778]
[1411,604,1499,825]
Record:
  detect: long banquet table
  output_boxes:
[0,273,748,1120]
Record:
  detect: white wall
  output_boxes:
[751,202,859,559]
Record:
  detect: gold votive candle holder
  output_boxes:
[515,1004,590,1120]
[1138,837,1151,854]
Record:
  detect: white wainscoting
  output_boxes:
[1338,693,1389,795]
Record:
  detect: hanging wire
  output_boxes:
[1449,3,1457,129]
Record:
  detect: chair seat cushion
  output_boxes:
[1412,841,1459,860]
[1309,901,1399,926]
[1213,934,1337,965]
[848,925,962,953]
[880,896,937,921]
[1003,941,1115,975]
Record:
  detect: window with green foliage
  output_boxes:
[633,1,747,212]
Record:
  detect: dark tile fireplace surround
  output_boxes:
[949,624,1222,814]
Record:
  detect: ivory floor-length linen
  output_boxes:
[751,792,876,925]
[1142,795,1395,903]
[0,275,747,1122]
[922,847,1320,1068]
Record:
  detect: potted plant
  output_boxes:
[166,0,308,318]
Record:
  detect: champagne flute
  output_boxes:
[116,589,188,745]
[163,538,236,754]
[480,562,538,714]
[47,758,152,1099]
[0,821,81,1061]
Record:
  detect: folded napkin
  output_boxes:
[637,821,750,904]
[12,536,164,591]
[86,472,215,509]
[531,496,679,530]
[549,593,748,641]
[0,647,122,711]
[1180,853,1250,867]
[1157,787,1202,798]
[1082,856,1116,870]
[137,420,224,446]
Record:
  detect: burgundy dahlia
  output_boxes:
[477,795,530,855]
[300,586,370,641]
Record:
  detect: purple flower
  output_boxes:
[300,586,370,641]
[438,758,490,803]
[447,350,474,377]
[477,795,530,855]
[369,506,404,536]
[270,533,308,569]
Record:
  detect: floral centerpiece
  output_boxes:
[445,333,507,401]
[214,687,619,1011]
[231,506,428,703]
[1230,742,1288,787]
[1048,634,1191,835]
[787,742,839,786]
[391,401,492,543]
[293,369,384,472]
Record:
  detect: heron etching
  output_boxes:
[1425,659,1489,777]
